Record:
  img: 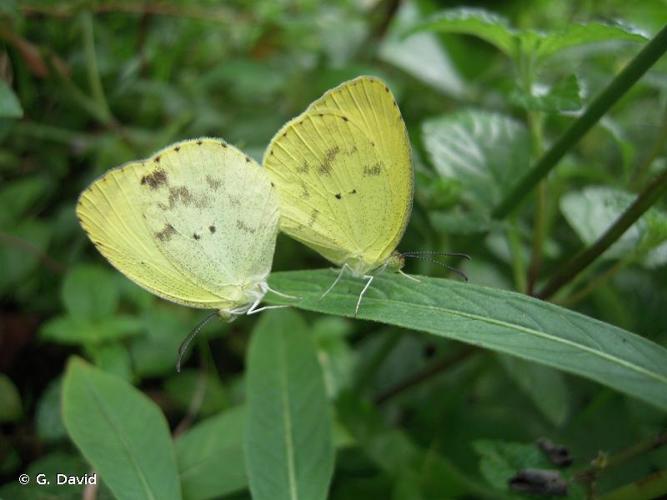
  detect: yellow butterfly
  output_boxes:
[263,76,416,314]
[77,138,288,368]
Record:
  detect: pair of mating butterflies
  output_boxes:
[77,76,418,336]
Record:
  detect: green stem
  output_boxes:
[558,255,631,307]
[631,104,667,190]
[506,217,528,293]
[493,24,667,219]
[538,167,667,299]
[526,109,546,295]
[599,469,667,500]
[81,12,112,124]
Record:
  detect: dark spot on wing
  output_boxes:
[297,161,309,174]
[342,116,349,122]
[156,223,176,242]
[300,182,310,199]
[245,156,251,163]
[209,225,216,233]
[384,86,389,93]
[220,142,227,148]
[236,219,256,234]
[196,140,203,145]
[154,155,161,163]
[168,186,193,207]
[363,162,383,177]
[318,145,340,175]
[335,193,341,200]
[349,189,357,195]
[193,233,200,240]
[271,182,275,187]
[309,209,319,227]
[228,195,241,207]
[174,146,180,152]
[140,169,168,189]
[206,175,221,190]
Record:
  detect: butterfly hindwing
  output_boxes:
[264,76,413,272]
[77,138,279,311]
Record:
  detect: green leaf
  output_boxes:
[87,342,133,380]
[497,355,570,426]
[406,8,517,58]
[62,357,182,500]
[176,406,247,500]
[512,74,582,113]
[0,176,50,227]
[0,220,51,295]
[379,2,465,97]
[62,264,120,321]
[534,22,648,61]
[267,270,667,411]
[40,314,143,345]
[473,440,550,490]
[560,186,667,263]
[336,392,492,498]
[36,378,67,442]
[422,110,531,212]
[0,374,22,422]
[164,370,229,416]
[0,80,23,118]
[244,309,334,500]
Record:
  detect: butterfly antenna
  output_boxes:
[177,311,218,373]
[402,254,469,282]
[401,250,471,261]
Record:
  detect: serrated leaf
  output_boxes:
[267,270,667,411]
[406,8,517,57]
[422,110,531,212]
[560,186,667,263]
[62,357,182,500]
[0,80,23,118]
[534,22,648,61]
[244,309,334,500]
[512,74,582,113]
[176,406,247,500]
[379,2,465,97]
[62,264,120,321]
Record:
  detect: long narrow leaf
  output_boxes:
[244,309,335,500]
[268,271,667,412]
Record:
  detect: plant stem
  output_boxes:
[493,24,667,219]
[81,12,113,125]
[506,217,528,292]
[538,166,667,300]
[574,431,667,494]
[374,346,476,404]
[599,468,667,500]
[558,256,631,307]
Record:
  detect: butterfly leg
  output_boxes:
[246,304,289,315]
[354,275,374,317]
[398,269,421,283]
[320,264,349,300]
[266,284,299,300]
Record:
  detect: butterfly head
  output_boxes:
[385,251,405,272]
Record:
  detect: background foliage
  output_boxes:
[1,1,666,499]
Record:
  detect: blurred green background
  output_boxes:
[1,0,666,498]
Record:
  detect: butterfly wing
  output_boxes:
[263,76,413,273]
[77,138,279,312]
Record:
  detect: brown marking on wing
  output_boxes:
[156,223,176,242]
[140,169,168,189]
